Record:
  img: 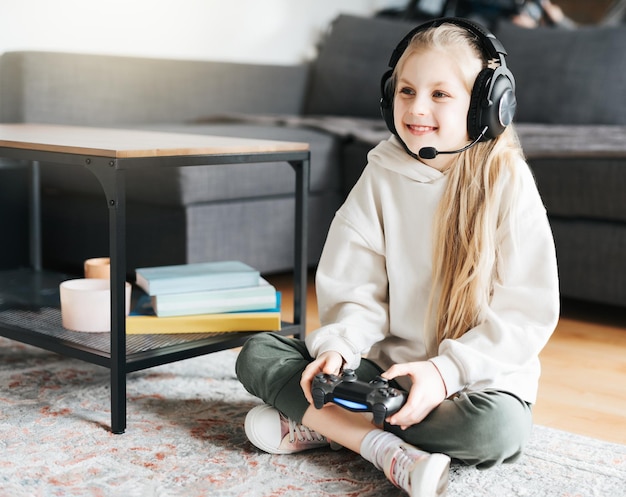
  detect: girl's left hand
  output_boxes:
[381,361,447,430]
[300,350,345,405]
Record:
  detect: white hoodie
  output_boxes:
[306,136,560,404]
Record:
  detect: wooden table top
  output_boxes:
[0,124,309,159]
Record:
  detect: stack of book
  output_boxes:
[126,260,281,334]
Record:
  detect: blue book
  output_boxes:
[135,260,260,296]
[130,291,281,317]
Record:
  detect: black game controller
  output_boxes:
[311,369,407,425]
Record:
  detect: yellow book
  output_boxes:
[126,312,281,334]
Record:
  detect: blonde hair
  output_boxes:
[394,23,525,343]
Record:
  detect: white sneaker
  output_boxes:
[244,404,329,454]
[383,443,450,497]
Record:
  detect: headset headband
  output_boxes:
[387,17,509,70]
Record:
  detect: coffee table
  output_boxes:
[0,124,310,433]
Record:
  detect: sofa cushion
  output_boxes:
[549,218,626,306]
[515,123,626,223]
[42,189,341,274]
[529,155,626,222]
[0,166,29,269]
[304,14,419,118]
[494,22,626,125]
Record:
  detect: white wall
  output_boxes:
[0,0,405,64]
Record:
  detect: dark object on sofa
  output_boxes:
[1,15,626,308]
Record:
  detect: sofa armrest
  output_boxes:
[0,51,309,126]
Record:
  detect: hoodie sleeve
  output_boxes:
[430,163,560,402]
[305,169,390,369]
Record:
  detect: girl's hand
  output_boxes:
[300,350,344,405]
[381,361,447,430]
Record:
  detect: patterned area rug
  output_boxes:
[1,336,625,497]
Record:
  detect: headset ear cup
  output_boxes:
[468,68,493,140]
[491,70,517,131]
[380,69,396,134]
[468,67,517,141]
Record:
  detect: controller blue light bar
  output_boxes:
[334,398,368,410]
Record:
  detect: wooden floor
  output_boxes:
[268,271,626,446]
[534,298,626,445]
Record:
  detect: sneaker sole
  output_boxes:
[411,453,450,497]
[245,405,291,454]
[244,405,329,455]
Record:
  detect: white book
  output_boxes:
[151,278,278,317]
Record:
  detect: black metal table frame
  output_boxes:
[0,145,309,434]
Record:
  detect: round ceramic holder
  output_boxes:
[60,278,131,332]
[84,257,111,279]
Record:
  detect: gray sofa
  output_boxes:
[0,52,343,275]
[1,14,626,307]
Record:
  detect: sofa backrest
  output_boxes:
[304,14,419,118]
[494,22,626,126]
[305,14,626,127]
[0,51,309,126]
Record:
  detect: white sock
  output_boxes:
[360,429,404,471]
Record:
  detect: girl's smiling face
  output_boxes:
[393,47,481,171]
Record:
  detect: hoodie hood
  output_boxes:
[367,136,445,184]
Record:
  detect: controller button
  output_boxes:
[342,369,357,381]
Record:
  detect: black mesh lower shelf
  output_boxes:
[0,269,299,374]
[0,307,284,357]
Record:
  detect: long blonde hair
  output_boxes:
[394,23,525,343]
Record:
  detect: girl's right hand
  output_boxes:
[381,361,447,429]
[300,350,345,405]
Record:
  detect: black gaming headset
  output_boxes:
[380,17,517,144]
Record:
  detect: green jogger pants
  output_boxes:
[235,332,533,468]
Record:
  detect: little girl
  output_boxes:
[236,18,559,497]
